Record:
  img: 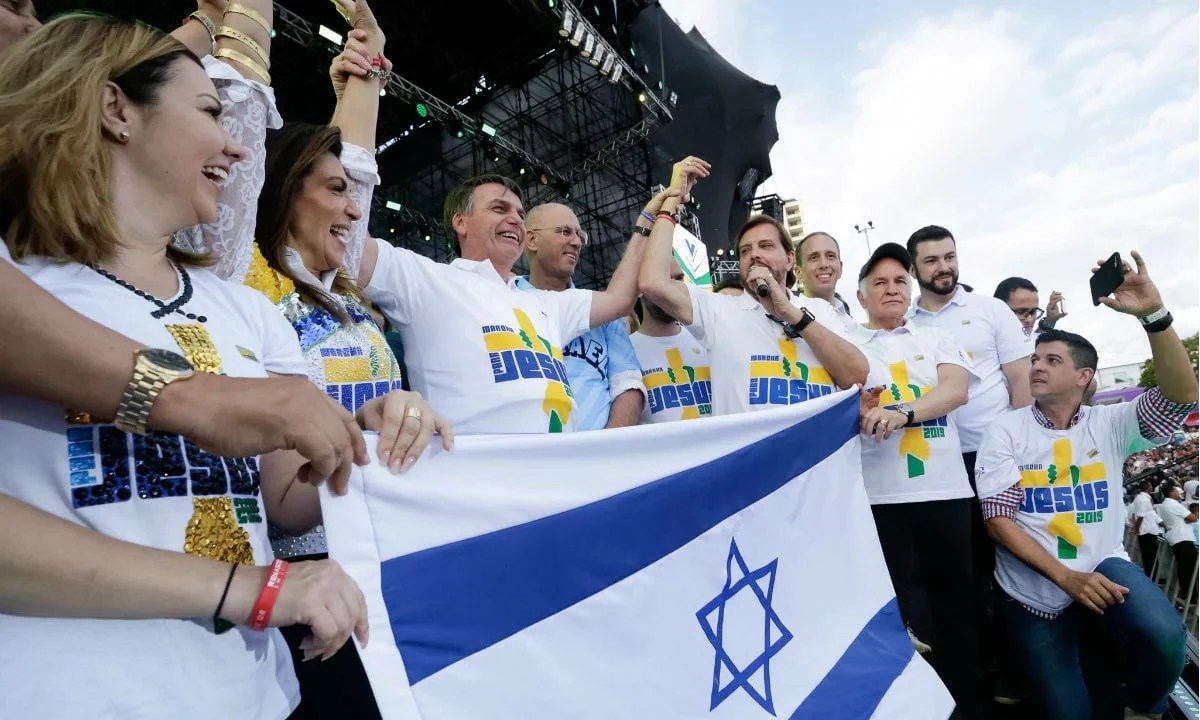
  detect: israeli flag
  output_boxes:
[321,389,953,719]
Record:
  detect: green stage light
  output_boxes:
[415,103,429,118]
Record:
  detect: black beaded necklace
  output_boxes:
[89,262,208,323]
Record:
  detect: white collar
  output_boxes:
[911,285,968,316]
[284,247,338,291]
[449,257,515,287]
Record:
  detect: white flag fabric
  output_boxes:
[320,389,953,720]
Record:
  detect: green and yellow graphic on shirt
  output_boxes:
[641,347,713,419]
[747,339,835,406]
[878,361,950,478]
[1018,438,1108,560]
[483,308,574,432]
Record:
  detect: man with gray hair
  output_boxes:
[357,175,647,434]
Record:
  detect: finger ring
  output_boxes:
[404,407,423,421]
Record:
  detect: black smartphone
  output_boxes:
[1090,252,1124,306]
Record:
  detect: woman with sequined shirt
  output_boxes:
[234,2,454,716]
[0,14,376,719]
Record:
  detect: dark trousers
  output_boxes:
[283,553,382,720]
[1137,533,1160,576]
[1172,540,1198,596]
[870,497,981,719]
[999,557,1185,720]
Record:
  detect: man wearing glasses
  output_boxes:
[993,277,1067,336]
[515,203,649,430]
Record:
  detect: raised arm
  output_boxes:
[636,157,710,326]
[1097,250,1198,405]
[328,0,388,281]
[171,0,282,282]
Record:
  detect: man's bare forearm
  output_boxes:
[0,261,139,416]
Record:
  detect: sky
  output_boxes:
[659,0,1198,371]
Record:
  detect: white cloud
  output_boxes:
[666,2,1199,367]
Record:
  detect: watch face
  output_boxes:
[143,348,194,373]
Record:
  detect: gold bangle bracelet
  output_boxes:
[214,47,271,85]
[224,3,272,36]
[184,11,217,50]
[215,26,270,69]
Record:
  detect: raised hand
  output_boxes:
[329,30,377,101]
[668,156,711,203]
[332,0,385,51]
[1094,250,1163,317]
[1045,291,1067,324]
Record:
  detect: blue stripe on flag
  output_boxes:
[381,394,860,684]
[788,598,914,719]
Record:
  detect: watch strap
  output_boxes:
[1139,306,1169,325]
[114,356,172,435]
[632,225,652,237]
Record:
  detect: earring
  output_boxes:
[118,130,130,142]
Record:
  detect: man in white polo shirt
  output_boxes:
[795,231,856,331]
[854,243,982,719]
[639,181,868,414]
[357,174,644,434]
[631,261,713,424]
[905,225,1033,481]
[975,250,1195,719]
[1129,479,1163,576]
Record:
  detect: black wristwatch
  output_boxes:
[781,307,816,338]
[632,225,652,237]
[894,403,916,426]
[1139,307,1173,334]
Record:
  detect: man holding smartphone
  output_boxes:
[974,250,1195,718]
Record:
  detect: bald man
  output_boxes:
[514,203,645,430]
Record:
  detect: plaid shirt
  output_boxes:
[980,387,1196,619]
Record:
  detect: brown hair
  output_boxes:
[0,14,204,265]
[734,215,793,255]
[443,174,523,256]
[258,122,366,324]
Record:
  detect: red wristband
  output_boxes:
[248,559,289,631]
[655,212,678,225]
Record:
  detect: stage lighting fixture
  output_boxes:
[424,234,432,241]
[519,167,527,175]
[317,25,342,46]
[637,91,647,103]
[269,29,276,38]
[589,46,604,67]
[558,8,573,37]
[600,53,615,75]
[608,63,624,84]
[548,0,556,7]
[415,103,429,118]
[569,24,585,46]
[379,88,386,97]
[581,34,595,59]
[669,91,679,106]
[481,123,497,137]
[385,201,402,211]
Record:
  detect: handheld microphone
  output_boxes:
[754,278,770,298]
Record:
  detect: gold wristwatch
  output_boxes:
[114,349,196,434]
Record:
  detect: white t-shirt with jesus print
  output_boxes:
[630,327,713,423]
[856,322,976,505]
[975,402,1140,615]
[366,239,592,434]
[685,285,852,416]
[0,257,304,719]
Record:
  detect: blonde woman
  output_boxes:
[0,15,382,718]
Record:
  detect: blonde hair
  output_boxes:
[0,13,202,265]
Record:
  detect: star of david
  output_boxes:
[696,538,793,715]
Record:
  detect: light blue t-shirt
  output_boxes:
[515,276,644,430]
